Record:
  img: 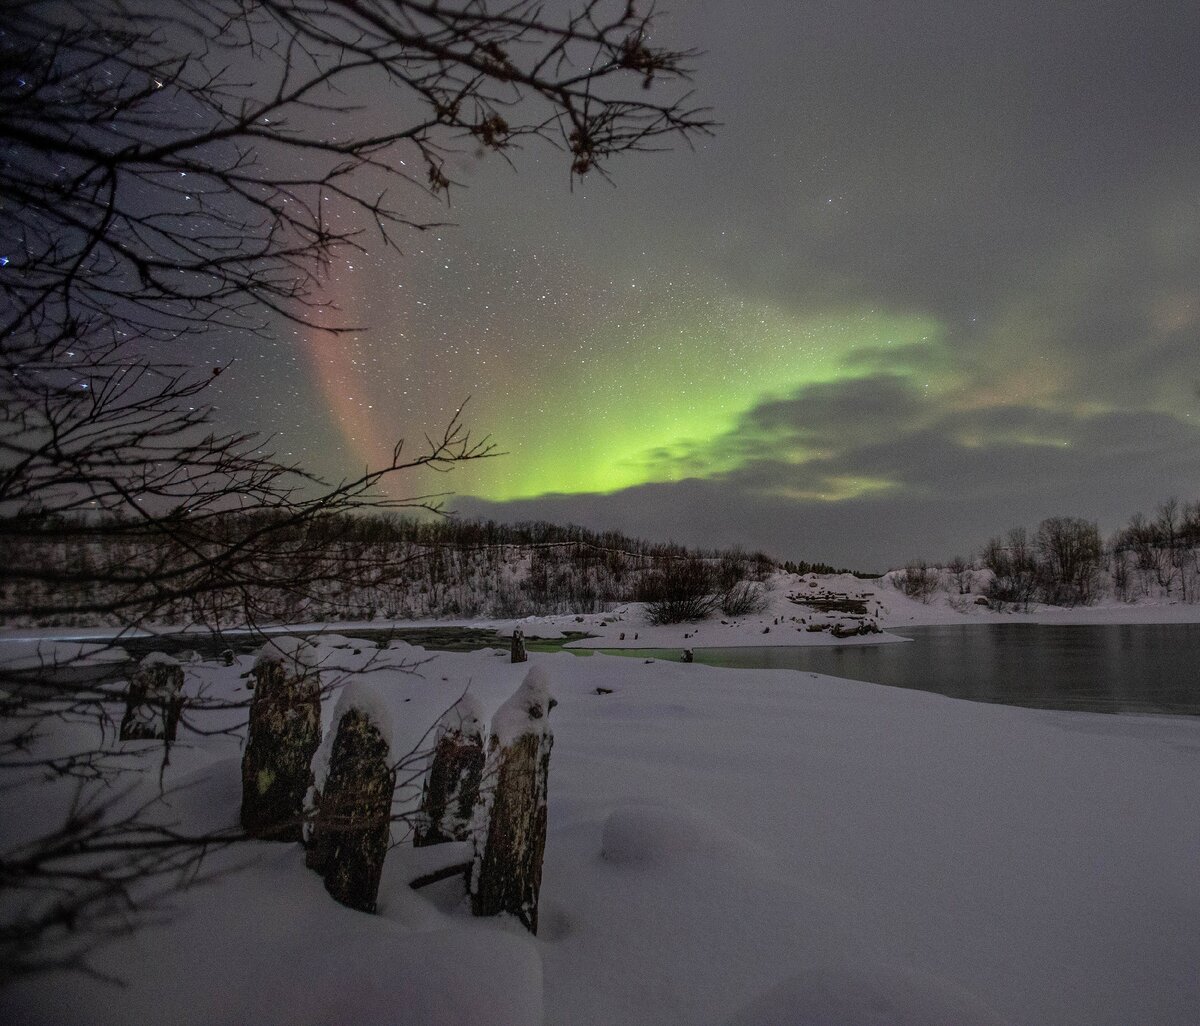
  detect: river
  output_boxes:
[600,622,1200,716]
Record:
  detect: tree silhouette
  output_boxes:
[0,0,710,979]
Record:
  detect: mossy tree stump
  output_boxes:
[119,652,184,741]
[241,638,321,841]
[306,698,395,914]
[470,665,555,934]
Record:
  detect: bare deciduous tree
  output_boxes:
[0,0,710,980]
[981,528,1038,611]
[1034,516,1102,607]
[896,560,937,603]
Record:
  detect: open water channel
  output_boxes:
[600,622,1200,716]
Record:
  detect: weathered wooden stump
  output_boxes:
[511,627,527,663]
[306,684,395,913]
[414,694,485,847]
[241,637,321,841]
[119,652,184,741]
[469,665,555,934]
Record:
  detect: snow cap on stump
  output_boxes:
[435,691,485,742]
[254,635,317,676]
[490,664,555,747]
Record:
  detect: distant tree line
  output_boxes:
[895,498,1200,609]
[0,513,788,628]
[781,559,877,578]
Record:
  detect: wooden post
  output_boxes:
[306,685,395,913]
[415,694,485,847]
[511,627,528,663]
[119,652,184,741]
[470,666,555,934]
[241,638,321,841]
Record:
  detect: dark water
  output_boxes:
[602,623,1200,716]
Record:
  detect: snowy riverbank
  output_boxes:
[489,570,1200,651]
[8,569,1200,657]
[3,635,1198,1025]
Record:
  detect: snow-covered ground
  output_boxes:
[3,633,1198,1025]
[874,574,1200,629]
[9,569,1200,655]
[482,570,1200,651]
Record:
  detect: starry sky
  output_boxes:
[209,0,1200,570]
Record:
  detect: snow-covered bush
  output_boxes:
[1032,516,1103,606]
[896,562,938,603]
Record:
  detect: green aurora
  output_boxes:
[455,302,946,501]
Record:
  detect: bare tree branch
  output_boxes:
[0,0,709,980]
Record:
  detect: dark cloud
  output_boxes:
[458,377,1200,569]
[740,375,930,443]
[667,0,1200,314]
[447,0,1200,410]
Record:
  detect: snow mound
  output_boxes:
[307,633,358,650]
[599,803,723,866]
[0,856,544,1026]
[722,963,1013,1026]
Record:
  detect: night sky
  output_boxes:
[210,0,1200,570]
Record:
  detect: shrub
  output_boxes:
[720,580,768,617]
[897,561,937,603]
[641,557,717,624]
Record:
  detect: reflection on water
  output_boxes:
[603,623,1200,716]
